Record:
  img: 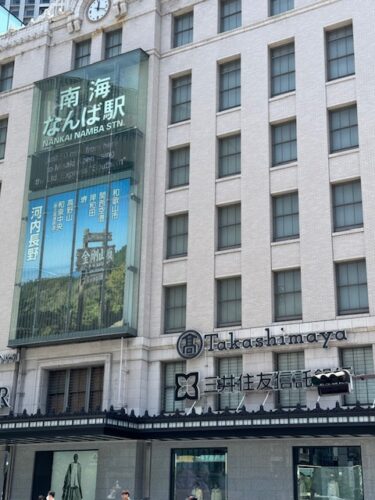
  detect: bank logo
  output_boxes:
[177,330,203,359]
[175,372,200,401]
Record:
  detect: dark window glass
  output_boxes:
[273,191,299,241]
[342,347,375,406]
[217,277,241,327]
[218,357,242,410]
[336,260,368,315]
[0,118,8,160]
[74,39,91,69]
[171,74,191,123]
[167,213,188,258]
[218,134,241,178]
[277,351,305,407]
[272,120,297,166]
[169,146,190,188]
[274,269,302,321]
[218,204,241,250]
[165,285,186,333]
[329,105,358,153]
[0,62,14,92]
[173,11,193,47]
[105,29,122,58]
[220,0,241,33]
[219,59,241,111]
[270,0,293,16]
[271,43,295,96]
[327,25,355,81]
[333,180,363,232]
[163,361,185,412]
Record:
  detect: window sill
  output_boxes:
[329,147,359,159]
[326,74,356,86]
[269,90,296,102]
[215,247,241,255]
[332,227,364,237]
[270,161,298,171]
[271,238,299,246]
[163,256,188,264]
[168,119,191,129]
[214,324,242,331]
[216,106,241,117]
[166,185,189,194]
[272,317,302,324]
[216,174,241,183]
[164,329,185,335]
[336,311,369,319]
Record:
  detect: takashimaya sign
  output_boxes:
[176,328,348,360]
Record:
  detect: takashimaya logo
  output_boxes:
[177,330,203,359]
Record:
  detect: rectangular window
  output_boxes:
[74,39,91,69]
[220,0,241,33]
[171,74,191,124]
[0,62,14,92]
[217,277,241,327]
[163,361,185,412]
[218,203,241,250]
[169,146,190,188]
[294,447,363,500]
[332,180,363,232]
[277,351,305,408]
[342,347,375,406]
[218,134,241,178]
[105,29,122,59]
[46,366,104,413]
[0,118,8,160]
[273,191,299,241]
[164,284,186,333]
[272,120,297,166]
[326,24,355,81]
[274,269,302,321]
[329,105,358,153]
[270,0,293,16]
[218,356,242,410]
[167,213,188,258]
[219,59,241,111]
[173,11,193,48]
[336,260,368,315]
[172,448,227,500]
[270,42,295,97]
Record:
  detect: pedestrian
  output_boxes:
[47,492,55,500]
[38,496,45,500]
[121,490,131,500]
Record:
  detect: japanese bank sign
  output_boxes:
[11,50,148,346]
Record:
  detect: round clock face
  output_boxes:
[86,0,110,21]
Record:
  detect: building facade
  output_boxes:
[0,0,375,499]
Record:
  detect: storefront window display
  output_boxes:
[171,448,227,500]
[294,446,363,500]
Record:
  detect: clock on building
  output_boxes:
[86,0,110,21]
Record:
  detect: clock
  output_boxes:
[86,0,110,22]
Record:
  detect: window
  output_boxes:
[0,118,8,160]
[342,347,375,406]
[274,269,302,321]
[218,357,242,410]
[270,0,293,16]
[329,105,358,153]
[105,29,122,59]
[74,39,91,69]
[219,59,241,111]
[326,24,355,81]
[217,277,241,327]
[272,120,297,166]
[277,351,305,407]
[273,191,299,241]
[218,134,241,178]
[336,260,368,315]
[220,0,241,33]
[46,366,104,413]
[332,180,363,232]
[218,204,241,250]
[173,11,193,47]
[169,146,190,188]
[172,449,227,500]
[0,62,14,92]
[163,361,185,412]
[167,213,188,258]
[270,42,295,97]
[171,74,191,124]
[294,447,364,500]
[164,284,186,333]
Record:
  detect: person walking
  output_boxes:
[120,490,132,500]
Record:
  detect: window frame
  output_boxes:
[272,191,299,242]
[217,203,241,250]
[271,119,297,166]
[217,276,242,328]
[274,268,302,322]
[173,10,194,48]
[169,146,190,189]
[74,39,91,69]
[219,0,241,33]
[329,104,359,154]
[104,29,122,59]
[164,284,187,334]
[171,73,192,124]
[218,58,241,112]
[270,42,295,97]
[332,179,363,232]
[0,117,8,160]
[218,133,241,178]
[341,346,375,406]
[166,213,189,259]
[163,361,186,412]
[336,259,369,315]
[0,61,14,93]
[326,24,355,82]
[217,356,243,410]
[276,351,306,408]
[270,0,294,16]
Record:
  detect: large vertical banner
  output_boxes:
[12,50,148,344]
